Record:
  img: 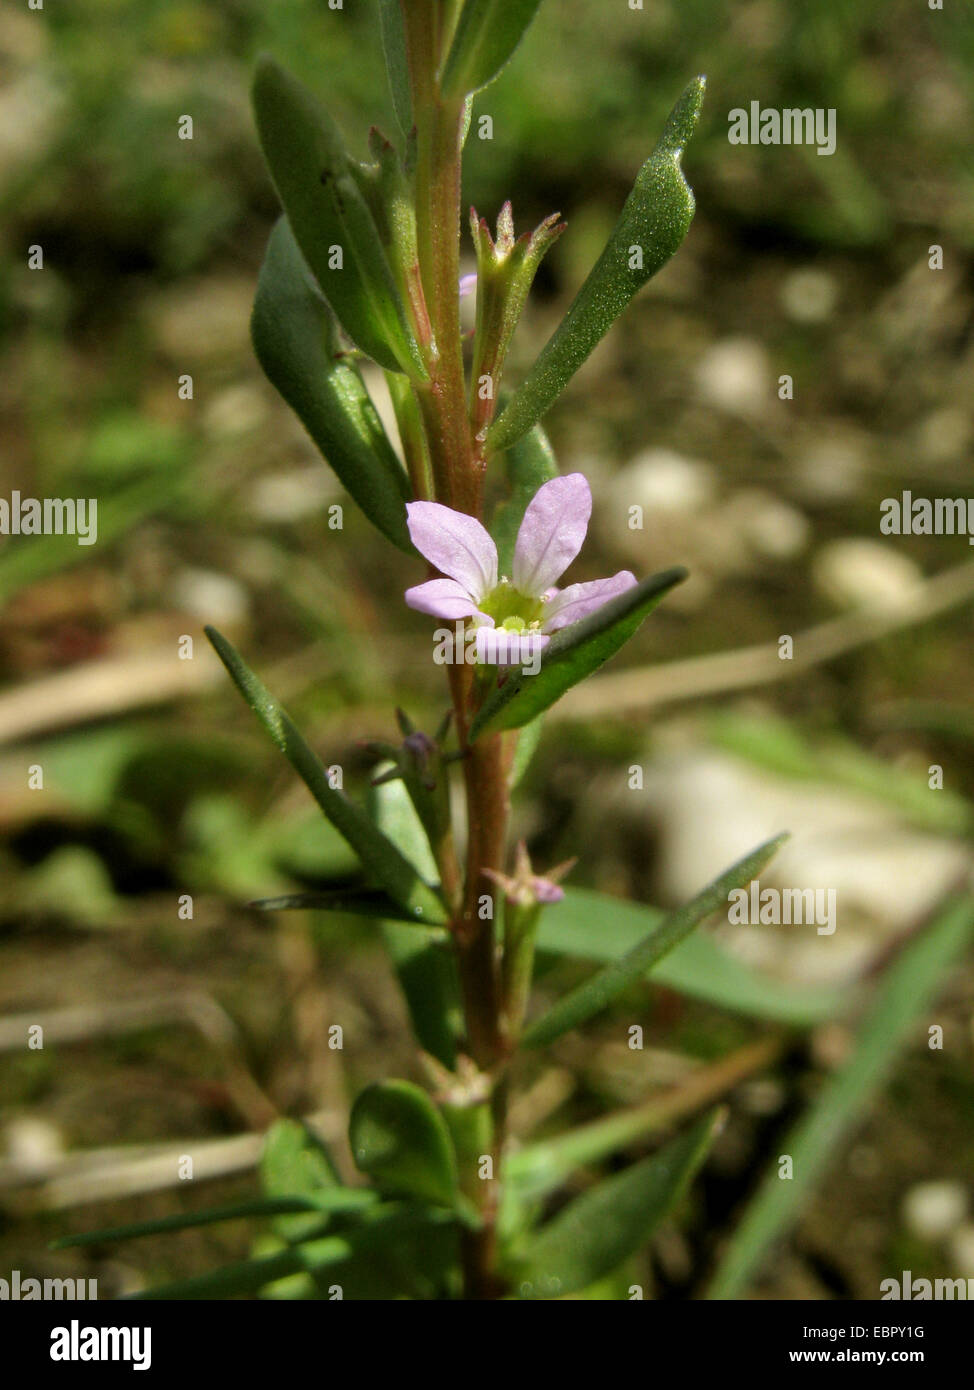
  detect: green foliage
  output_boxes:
[252,218,413,552]
[367,775,461,1068]
[51,1196,365,1251]
[349,1081,461,1209]
[260,1119,343,1241]
[127,1239,353,1300]
[487,76,705,452]
[441,0,546,98]
[377,0,412,136]
[252,55,425,376]
[510,1111,720,1297]
[249,887,445,924]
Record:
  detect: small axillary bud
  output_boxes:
[467,201,567,448]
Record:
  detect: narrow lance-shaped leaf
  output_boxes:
[469,566,688,741]
[378,0,412,136]
[367,774,460,1069]
[50,1194,375,1250]
[250,887,449,927]
[512,1110,721,1298]
[252,55,425,377]
[204,626,447,925]
[127,1237,353,1301]
[522,834,789,1048]
[440,0,545,98]
[252,219,412,553]
[707,894,974,1300]
[537,888,850,1025]
[490,422,559,576]
[349,1080,460,1209]
[488,76,705,453]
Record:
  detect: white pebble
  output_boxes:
[612,447,717,515]
[780,268,839,324]
[695,338,769,417]
[902,1181,969,1242]
[249,466,339,523]
[812,539,923,615]
[171,568,249,626]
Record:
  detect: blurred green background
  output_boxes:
[1,0,973,1299]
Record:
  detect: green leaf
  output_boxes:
[508,715,545,789]
[488,76,705,453]
[349,1080,460,1208]
[469,566,688,740]
[380,920,460,1068]
[707,895,974,1300]
[127,1237,353,1300]
[249,886,448,928]
[252,55,425,377]
[522,835,788,1048]
[125,1202,459,1300]
[252,218,412,553]
[489,424,559,576]
[440,0,545,98]
[377,0,412,136]
[537,888,850,1025]
[303,1203,461,1299]
[261,1119,343,1241]
[368,775,460,1068]
[511,1110,720,1298]
[204,627,447,926]
[507,1102,704,1209]
[50,1195,373,1250]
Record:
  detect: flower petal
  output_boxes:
[475,627,549,666]
[404,578,489,621]
[406,501,498,600]
[532,877,565,904]
[542,570,637,632]
[512,473,592,596]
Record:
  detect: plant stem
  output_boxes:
[448,663,510,1300]
[403,0,508,1297]
[448,665,507,1068]
[401,5,475,514]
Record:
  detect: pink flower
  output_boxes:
[404,474,636,663]
[484,842,577,907]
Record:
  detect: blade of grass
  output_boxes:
[707,894,974,1299]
